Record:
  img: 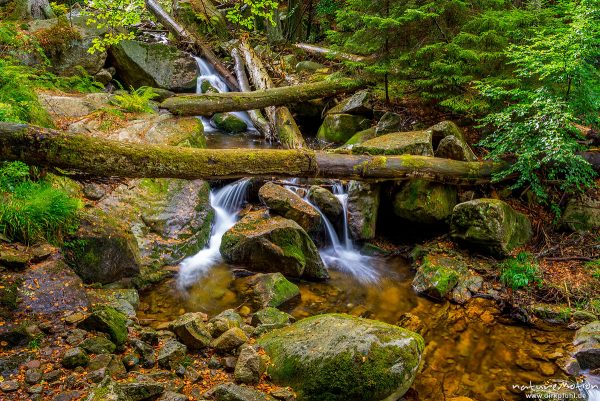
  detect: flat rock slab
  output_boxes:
[353,130,434,156]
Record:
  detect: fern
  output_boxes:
[112,86,158,113]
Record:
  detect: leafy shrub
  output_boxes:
[499,252,542,290]
[0,162,81,244]
[112,86,158,113]
[33,17,82,56]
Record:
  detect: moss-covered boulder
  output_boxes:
[450,199,532,256]
[173,0,229,39]
[435,135,477,162]
[200,80,219,94]
[169,313,212,350]
[257,314,424,401]
[212,113,248,133]
[317,114,371,144]
[251,307,295,336]
[327,90,373,116]
[307,186,343,225]
[66,210,142,284]
[393,179,458,224]
[109,40,199,92]
[347,181,379,240]
[343,127,377,147]
[78,305,129,345]
[220,211,328,280]
[430,121,466,145]
[573,321,600,369]
[259,182,322,235]
[559,195,600,232]
[412,255,462,299]
[353,130,434,156]
[235,273,300,308]
[375,112,404,135]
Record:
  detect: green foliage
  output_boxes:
[0,162,82,244]
[50,2,69,16]
[499,252,542,290]
[112,86,158,113]
[33,16,82,56]
[83,0,145,53]
[225,0,278,30]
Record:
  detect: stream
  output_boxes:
[138,57,589,401]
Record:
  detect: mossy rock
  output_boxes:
[172,0,229,39]
[317,114,371,144]
[559,195,600,232]
[257,314,424,401]
[307,186,343,225]
[450,199,532,256]
[200,80,219,94]
[78,305,129,345]
[430,121,466,145]
[295,61,327,73]
[212,112,248,133]
[220,210,328,280]
[412,255,462,299]
[393,179,458,224]
[347,181,379,240]
[435,135,477,162]
[343,127,377,146]
[236,272,300,308]
[353,130,434,156]
[375,112,403,135]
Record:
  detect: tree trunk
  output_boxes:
[161,78,366,116]
[230,48,273,140]
[0,123,504,183]
[144,0,239,91]
[14,0,55,19]
[237,40,306,149]
[294,43,366,63]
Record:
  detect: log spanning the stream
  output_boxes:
[161,79,366,117]
[0,123,502,183]
[294,43,367,63]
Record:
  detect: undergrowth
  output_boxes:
[499,252,543,290]
[112,86,158,113]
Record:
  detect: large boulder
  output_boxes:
[220,211,328,280]
[573,321,600,370]
[375,112,404,135]
[435,135,477,162]
[347,181,379,240]
[258,314,424,401]
[393,179,458,224]
[169,313,212,350]
[307,186,343,225]
[258,182,322,235]
[317,114,371,144]
[212,113,248,133]
[109,40,199,92]
[343,127,377,147]
[559,195,600,232]
[353,130,434,156]
[450,199,532,256]
[78,306,129,345]
[327,90,372,116]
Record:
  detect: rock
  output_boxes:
[212,113,248,133]
[172,0,229,39]
[88,354,126,378]
[66,210,141,284]
[393,179,458,224]
[258,314,424,401]
[375,112,404,135]
[412,255,462,299]
[78,306,129,345]
[295,61,326,73]
[86,288,139,318]
[120,381,165,401]
[158,392,187,401]
[124,354,140,370]
[435,135,477,162]
[236,273,300,309]
[252,308,295,327]
[25,368,42,384]
[234,345,265,384]
[307,186,343,225]
[38,92,111,118]
[347,181,379,240]
[573,310,597,323]
[258,182,322,235]
[157,339,187,370]
[131,339,156,368]
[559,195,600,232]
[340,90,372,115]
[430,121,467,145]
[220,211,328,280]
[0,380,19,392]
[528,303,571,324]
[169,313,212,350]
[80,336,117,354]
[574,321,600,369]
[211,327,248,352]
[209,310,243,338]
[109,40,199,92]
[200,80,219,93]
[343,127,377,146]
[208,382,274,401]
[61,347,89,368]
[94,69,113,85]
[317,114,370,144]
[52,391,82,401]
[270,388,295,401]
[450,199,532,256]
[353,130,434,156]
[86,377,129,401]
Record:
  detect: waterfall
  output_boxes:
[194,57,256,133]
[580,372,600,401]
[177,179,251,288]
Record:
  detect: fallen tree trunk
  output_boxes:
[161,78,365,116]
[231,48,273,140]
[0,123,502,183]
[294,43,366,63]
[145,0,239,91]
[237,40,306,149]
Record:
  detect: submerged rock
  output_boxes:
[259,182,322,235]
[258,314,424,401]
[235,273,300,308]
[347,181,379,240]
[450,199,532,256]
[109,40,199,92]
[393,179,458,224]
[353,130,434,156]
[220,211,328,280]
[317,114,370,144]
[212,113,248,133]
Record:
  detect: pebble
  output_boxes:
[25,368,43,384]
[0,380,19,392]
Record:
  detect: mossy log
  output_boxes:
[1,123,505,183]
[144,0,239,91]
[237,40,306,149]
[294,43,366,63]
[161,79,365,117]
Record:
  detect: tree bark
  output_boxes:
[161,78,366,116]
[231,47,273,140]
[144,0,239,91]
[237,40,306,149]
[294,43,366,63]
[0,123,503,183]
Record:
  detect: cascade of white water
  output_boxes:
[177,179,250,288]
[580,372,600,401]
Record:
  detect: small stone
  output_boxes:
[25,367,43,384]
[120,381,165,401]
[169,312,212,350]
[27,384,44,394]
[223,356,238,371]
[140,328,160,345]
[65,328,87,346]
[0,380,19,392]
[122,353,140,371]
[209,310,243,338]
[208,356,221,369]
[131,338,156,368]
[157,339,187,370]
[43,369,63,383]
[184,366,200,382]
[234,345,265,384]
[158,391,188,401]
[61,347,89,368]
[80,336,117,354]
[270,388,295,401]
[211,327,248,353]
[24,359,42,369]
[64,312,87,325]
[52,390,81,401]
[208,382,274,401]
[87,368,107,383]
